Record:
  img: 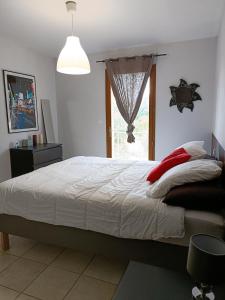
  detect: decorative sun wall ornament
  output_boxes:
[169,79,202,113]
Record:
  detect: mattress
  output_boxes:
[160,209,225,246]
[0,156,224,245]
[0,156,185,241]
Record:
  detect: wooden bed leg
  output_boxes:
[0,233,9,251]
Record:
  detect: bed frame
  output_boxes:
[0,134,224,272]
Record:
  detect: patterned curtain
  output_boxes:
[106,56,153,143]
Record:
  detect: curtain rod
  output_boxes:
[96,53,167,63]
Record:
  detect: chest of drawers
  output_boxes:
[10,143,63,177]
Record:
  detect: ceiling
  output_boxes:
[0,0,224,57]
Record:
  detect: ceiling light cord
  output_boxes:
[71,12,74,36]
[66,1,76,36]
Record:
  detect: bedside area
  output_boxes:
[10,143,63,177]
[113,261,225,300]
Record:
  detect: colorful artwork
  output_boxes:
[3,70,38,133]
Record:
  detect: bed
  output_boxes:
[0,135,224,270]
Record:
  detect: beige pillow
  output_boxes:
[178,141,207,160]
[147,159,222,198]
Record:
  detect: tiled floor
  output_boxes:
[0,235,127,300]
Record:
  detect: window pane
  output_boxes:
[111,79,149,160]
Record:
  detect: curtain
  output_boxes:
[106,56,153,143]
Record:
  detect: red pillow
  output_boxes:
[147,153,191,183]
[162,147,187,161]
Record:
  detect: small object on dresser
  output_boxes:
[33,134,38,146]
[37,134,40,144]
[38,133,44,144]
[28,136,33,147]
[22,139,28,147]
[15,141,19,149]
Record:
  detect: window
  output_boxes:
[111,79,149,160]
[105,65,156,160]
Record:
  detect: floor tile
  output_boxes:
[17,294,37,300]
[51,249,93,273]
[64,275,116,300]
[0,253,18,272]
[25,266,79,300]
[0,258,46,292]
[23,243,63,264]
[84,256,127,284]
[0,285,18,300]
[6,235,37,257]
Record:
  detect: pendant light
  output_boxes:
[57,1,90,75]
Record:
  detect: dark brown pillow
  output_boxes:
[163,177,225,211]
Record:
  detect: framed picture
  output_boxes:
[3,70,38,133]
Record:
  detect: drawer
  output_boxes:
[33,146,62,165]
[34,158,62,169]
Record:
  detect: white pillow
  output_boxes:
[178,141,207,160]
[147,159,222,198]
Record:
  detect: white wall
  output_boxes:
[0,36,58,182]
[56,37,217,160]
[214,10,225,149]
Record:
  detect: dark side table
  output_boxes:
[113,261,225,300]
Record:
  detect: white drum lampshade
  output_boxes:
[57,36,90,75]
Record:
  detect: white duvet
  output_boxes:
[0,156,185,240]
